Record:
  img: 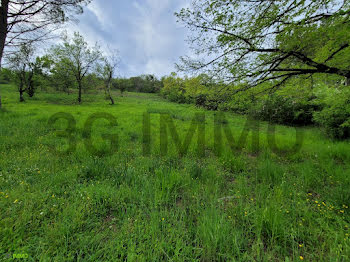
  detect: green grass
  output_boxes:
[0,85,349,261]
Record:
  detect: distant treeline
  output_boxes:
[0,67,162,95]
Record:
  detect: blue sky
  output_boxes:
[66,0,190,78]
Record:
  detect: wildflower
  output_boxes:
[307,193,312,196]
[299,244,304,248]
[162,218,165,221]
[340,210,345,214]
[300,256,304,260]
[315,201,318,204]
[13,199,18,204]
[52,194,55,198]
[245,211,248,216]
[228,216,231,219]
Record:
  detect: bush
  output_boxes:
[195,94,207,107]
[249,95,316,126]
[314,88,350,139]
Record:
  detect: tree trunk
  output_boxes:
[78,80,82,103]
[107,80,114,105]
[27,70,35,97]
[19,76,25,102]
[19,88,25,102]
[0,0,9,109]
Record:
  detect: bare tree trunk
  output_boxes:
[19,88,25,102]
[19,79,25,102]
[27,70,35,97]
[107,80,114,105]
[78,80,82,103]
[0,0,9,109]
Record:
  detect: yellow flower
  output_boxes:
[162,218,165,221]
[299,244,304,248]
[52,194,55,198]
[315,201,318,204]
[228,216,231,219]
[340,210,345,214]
[300,256,304,260]
[13,199,18,204]
[244,211,248,216]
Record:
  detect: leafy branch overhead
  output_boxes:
[176,0,350,90]
[0,0,91,65]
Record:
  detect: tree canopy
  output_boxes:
[50,32,101,103]
[176,0,350,91]
[0,0,91,66]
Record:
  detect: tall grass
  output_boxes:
[0,85,349,261]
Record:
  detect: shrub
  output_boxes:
[249,95,316,126]
[314,88,350,139]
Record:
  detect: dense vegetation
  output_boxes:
[160,73,350,139]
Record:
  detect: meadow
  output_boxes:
[0,84,349,261]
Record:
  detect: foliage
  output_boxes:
[129,75,163,93]
[0,0,91,65]
[50,57,77,94]
[7,43,36,101]
[176,0,350,89]
[0,68,14,84]
[314,87,350,139]
[50,32,102,103]
[249,95,317,126]
[161,73,187,103]
[112,78,132,95]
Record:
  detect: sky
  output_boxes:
[66,0,190,78]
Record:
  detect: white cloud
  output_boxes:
[63,0,189,77]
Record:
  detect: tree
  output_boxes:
[51,32,101,103]
[0,0,91,108]
[100,50,119,105]
[50,57,76,94]
[113,78,132,96]
[26,56,49,97]
[7,43,35,102]
[176,0,350,91]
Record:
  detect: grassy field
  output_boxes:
[0,84,349,261]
